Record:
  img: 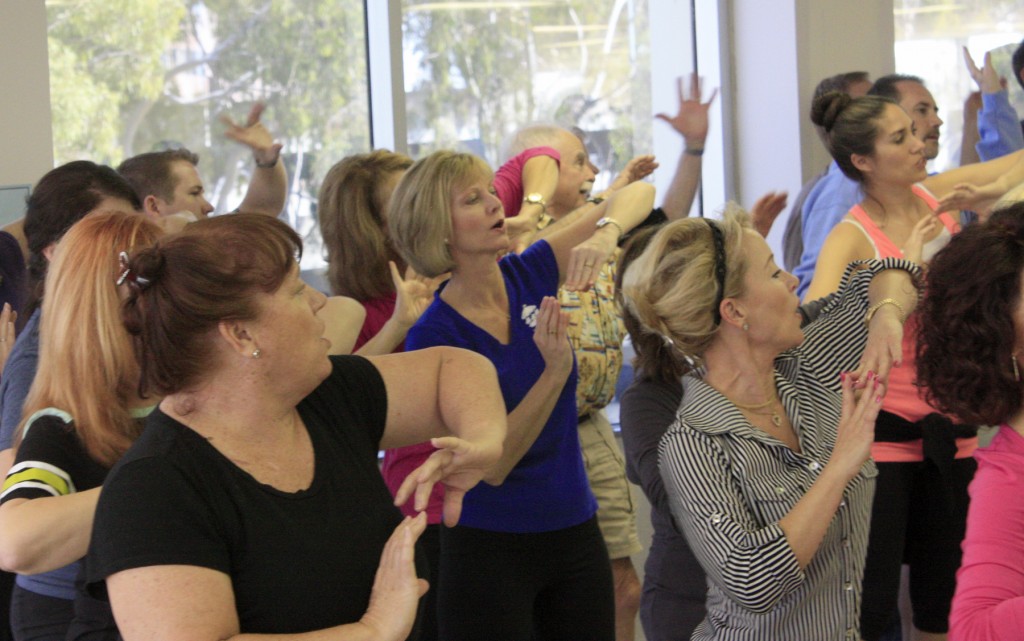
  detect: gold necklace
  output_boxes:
[732,384,783,427]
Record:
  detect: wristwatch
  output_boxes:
[596,217,624,236]
[523,192,547,212]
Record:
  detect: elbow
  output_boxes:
[0,539,46,575]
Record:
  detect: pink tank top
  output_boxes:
[846,185,977,462]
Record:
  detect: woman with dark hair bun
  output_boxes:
[917,203,1024,641]
[83,214,507,641]
[805,90,1024,641]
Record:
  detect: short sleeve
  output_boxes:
[86,454,230,593]
[311,356,390,453]
[507,239,560,299]
[494,146,562,218]
[1,412,78,502]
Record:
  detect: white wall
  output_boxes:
[0,1,53,188]
[725,0,895,256]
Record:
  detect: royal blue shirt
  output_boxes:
[406,241,596,533]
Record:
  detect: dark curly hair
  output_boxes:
[916,204,1024,425]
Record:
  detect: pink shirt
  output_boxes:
[357,294,444,524]
[494,146,561,218]
[950,425,1024,640]
[844,185,976,462]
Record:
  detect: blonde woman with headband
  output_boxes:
[618,207,919,641]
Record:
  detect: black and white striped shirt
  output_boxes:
[659,258,918,641]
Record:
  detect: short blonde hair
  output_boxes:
[619,205,752,366]
[389,150,492,277]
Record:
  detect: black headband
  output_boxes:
[708,220,726,326]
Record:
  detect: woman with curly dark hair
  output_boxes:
[916,203,1024,641]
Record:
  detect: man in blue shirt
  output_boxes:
[966,43,1024,161]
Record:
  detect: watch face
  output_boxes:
[525,193,544,204]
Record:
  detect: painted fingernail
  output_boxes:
[875,396,883,403]
[840,372,847,382]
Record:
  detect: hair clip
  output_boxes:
[116,251,151,289]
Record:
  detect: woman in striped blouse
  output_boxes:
[618,206,919,640]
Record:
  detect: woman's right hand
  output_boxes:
[390,262,446,330]
[829,372,884,480]
[901,213,939,264]
[359,513,429,641]
[533,296,572,379]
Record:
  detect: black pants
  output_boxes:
[859,457,976,640]
[437,516,614,641]
[9,586,72,641]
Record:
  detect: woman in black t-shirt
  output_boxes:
[86,214,506,641]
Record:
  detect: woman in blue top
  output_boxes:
[389,149,654,641]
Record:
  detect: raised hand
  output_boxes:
[608,155,659,192]
[655,73,718,147]
[390,261,446,330]
[935,182,1004,219]
[901,213,939,264]
[963,47,1005,94]
[532,296,572,374]
[749,191,788,237]
[220,102,282,166]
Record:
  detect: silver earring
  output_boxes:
[1013,353,1020,383]
[742,322,749,331]
[252,348,262,359]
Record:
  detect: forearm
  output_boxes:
[520,156,559,204]
[491,367,569,482]
[237,160,288,217]
[778,466,851,568]
[354,318,408,356]
[867,266,919,319]
[433,350,507,477]
[0,488,100,574]
[660,150,702,220]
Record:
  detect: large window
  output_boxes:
[400,0,652,193]
[47,0,369,270]
[47,1,708,275]
[895,1,1024,171]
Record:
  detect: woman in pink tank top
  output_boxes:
[804,90,1024,641]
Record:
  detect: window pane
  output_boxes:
[46,0,369,271]
[895,1,1024,170]
[401,0,652,191]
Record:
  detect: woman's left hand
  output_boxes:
[564,230,616,292]
[851,305,905,387]
[607,155,659,192]
[935,182,1003,218]
[394,434,503,527]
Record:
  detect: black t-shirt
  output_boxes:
[86,356,398,634]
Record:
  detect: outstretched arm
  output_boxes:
[223,103,288,217]
[656,73,717,220]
